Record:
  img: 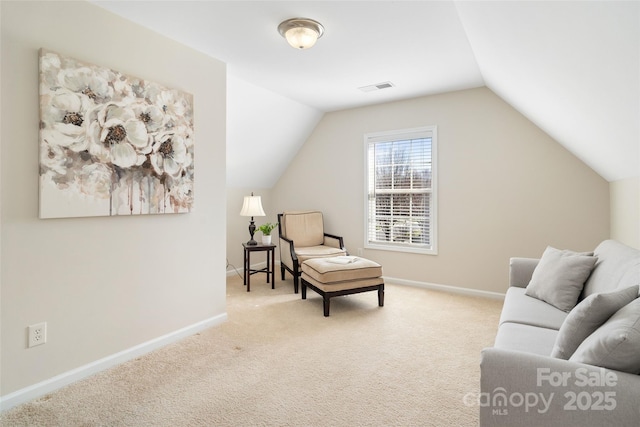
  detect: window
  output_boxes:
[364,126,437,255]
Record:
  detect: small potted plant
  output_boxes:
[257,222,278,245]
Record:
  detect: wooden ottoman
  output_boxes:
[300,256,384,317]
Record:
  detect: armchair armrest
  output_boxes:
[509,257,539,288]
[480,347,640,427]
[279,235,297,270]
[323,233,345,251]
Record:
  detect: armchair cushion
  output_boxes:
[281,211,324,247]
[295,245,345,263]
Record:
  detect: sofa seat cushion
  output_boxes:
[295,246,346,263]
[494,322,558,356]
[302,257,382,284]
[500,287,568,330]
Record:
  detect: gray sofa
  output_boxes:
[480,240,640,427]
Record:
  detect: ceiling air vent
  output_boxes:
[358,81,395,93]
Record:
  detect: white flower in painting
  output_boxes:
[40,51,62,89]
[157,90,186,118]
[40,139,70,176]
[40,51,61,73]
[112,77,137,103]
[167,177,194,211]
[149,132,189,177]
[131,103,165,133]
[78,163,113,199]
[87,103,151,168]
[128,78,147,99]
[180,122,195,147]
[40,90,92,152]
[59,66,113,103]
[147,88,192,128]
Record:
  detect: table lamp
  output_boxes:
[239,192,266,245]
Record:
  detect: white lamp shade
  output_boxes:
[239,195,265,217]
[285,26,319,49]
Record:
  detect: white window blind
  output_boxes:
[364,126,437,255]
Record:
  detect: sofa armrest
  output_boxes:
[323,233,345,251]
[509,257,539,288]
[479,347,640,427]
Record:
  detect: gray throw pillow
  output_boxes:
[525,246,597,312]
[570,297,640,374]
[551,285,639,359]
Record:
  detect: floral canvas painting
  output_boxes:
[39,49,194,218]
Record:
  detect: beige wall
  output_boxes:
[1,1,227,396]
[272,88,610,294]
[610,176,640,249]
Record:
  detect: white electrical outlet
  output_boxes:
[28,322,47,348]
[357,248,364,256]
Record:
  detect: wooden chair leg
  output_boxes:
[281,267,286,281]
[301,280,307,299]
[378,284,384,307]
[323,296,331,317]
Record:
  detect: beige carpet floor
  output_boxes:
[1,275,503,426]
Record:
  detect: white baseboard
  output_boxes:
[0,313,227,412]
[384,276,505,300]
[1,277,500,411]
[226,262,505,300]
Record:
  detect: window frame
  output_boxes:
[363,125,438,255]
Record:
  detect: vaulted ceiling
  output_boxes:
[93,1,639,186]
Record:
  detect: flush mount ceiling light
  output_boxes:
[277,18,324,50]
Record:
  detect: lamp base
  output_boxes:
[246,218,258,246]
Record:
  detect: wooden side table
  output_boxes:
[242,243,276,292]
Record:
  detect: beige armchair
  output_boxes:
[278,211,347,293]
